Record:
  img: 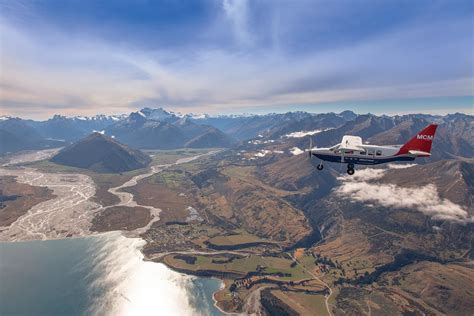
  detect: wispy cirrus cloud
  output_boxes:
[0,0,473,119]
[222,0,252,47]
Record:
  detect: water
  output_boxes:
[0,233,224,316]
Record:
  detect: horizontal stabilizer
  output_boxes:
[408,150,431,157]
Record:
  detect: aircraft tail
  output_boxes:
[396,124,438,156]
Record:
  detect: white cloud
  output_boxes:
[335,168,473,223]
[386,163,418,169]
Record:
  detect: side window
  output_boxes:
[359,151,366,155]
[376,150,382,156]
[367,150,375,156]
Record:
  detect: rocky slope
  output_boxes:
[50,133,151,173]
[105,111,236,149]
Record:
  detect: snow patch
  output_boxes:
[248,139,275,145]
[290,147,304,155]
[284,128,333,138]
[188,113,207,119]
[255,150,271,157]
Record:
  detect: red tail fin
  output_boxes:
[396,124,438,155]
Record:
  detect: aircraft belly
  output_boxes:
[314,153,415,165]
[314,154,372,164]
[314,153,344,163]
[349,157,375,165]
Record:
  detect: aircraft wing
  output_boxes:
[340,135,364,151]
[340,145,364,151]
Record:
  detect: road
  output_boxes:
[287,252,333,316]
[108,150,220,237]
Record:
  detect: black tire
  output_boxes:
[317,164,324,170]
[347,168,355,175]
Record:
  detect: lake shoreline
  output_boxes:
[0,232,226,315]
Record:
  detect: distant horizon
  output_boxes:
[2,100,472,121]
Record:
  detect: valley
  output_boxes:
[0,153,101,241]
[0,148,334,314]
[146,147,473,314]
[0,110,473,315]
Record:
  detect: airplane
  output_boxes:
[308,124,438,175]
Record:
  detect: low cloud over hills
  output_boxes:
[335,163,473,223]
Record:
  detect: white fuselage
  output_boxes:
[312,143,415,165]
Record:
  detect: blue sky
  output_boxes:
[0,0,473,119]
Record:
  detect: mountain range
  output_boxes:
[1,108,472,162]
[104,110,235,149]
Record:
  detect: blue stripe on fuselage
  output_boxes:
[312,153,415,165]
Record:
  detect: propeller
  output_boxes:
[308,137,313,159]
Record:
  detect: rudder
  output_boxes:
[396,124,438,155]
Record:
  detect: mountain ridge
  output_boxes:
[1,108,472,161]
[50,133,151,173]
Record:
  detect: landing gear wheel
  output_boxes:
[347,168,355,175]
[317,164,324,171]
